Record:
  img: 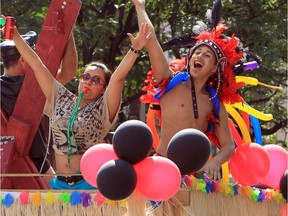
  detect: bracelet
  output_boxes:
[130,45,143,55]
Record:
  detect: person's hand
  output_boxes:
[200,160,221,181]
[0,14,6,33]
[0,14,6,21]
[0,14,19,39]
[127,23,151,51]
[131,0,146,8]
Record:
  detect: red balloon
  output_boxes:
[134,156,181,201]
[80,144,118,187]
[259,144,288,189]
[230,143,270,186]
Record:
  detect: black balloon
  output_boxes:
[97,159,137,201]
[167,128,211,175]
[113,120,153,164]
[280,169,287,201]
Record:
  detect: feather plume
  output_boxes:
[164,33,197,48]
[206,0,222,29]
[233,63,246,75]
[192,21,208,35]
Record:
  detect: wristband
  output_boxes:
[130,45,143,55]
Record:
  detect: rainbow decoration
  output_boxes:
[1,184,286,216]
[189,176,285,203]
[0,180,285,210]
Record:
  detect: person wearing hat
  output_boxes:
[131,0,250,181]
[0,31,78,188]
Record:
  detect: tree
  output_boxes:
[1,0,287,145]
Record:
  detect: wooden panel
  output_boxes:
[0,109,8,136]
[0,137,15,188]
[8,155,47,189]
[12,0,82,154]
[6,116,32,155]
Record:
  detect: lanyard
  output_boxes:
[190,75,199,119]
[66,91,84,173]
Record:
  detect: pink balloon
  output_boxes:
[230,143,270,186]
[259,144,288,189]
[80,144,118,187]
[134,156,181,201]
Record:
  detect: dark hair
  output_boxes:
[83,61,112,87]
[0,31,37,69]
[2,56,21,69]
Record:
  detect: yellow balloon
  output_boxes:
[236,76,258,86]
[223,105,253,184]
[232,103,273,121]
[221,162,230,183]
[225,105,251,143]
[236,76,282,90]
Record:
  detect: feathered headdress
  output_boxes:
[193,24,244,104]
[165,0,247,104]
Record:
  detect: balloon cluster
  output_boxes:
[81,120,153,200]
[81,120,212,201]
[230,143,288,193]
[80,120,179,201]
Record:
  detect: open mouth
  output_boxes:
[194,61,203,68]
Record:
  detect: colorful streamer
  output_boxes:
[250,114,263,145]
[241,111,250,132]
[228,119,244,146]
[234,61,259,72]
[146,107,160,151]
[221,162,230,184]
[232,103,273,121]
[236,76,283,90]
[225,105,251,143]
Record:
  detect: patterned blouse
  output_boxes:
[44,80,119,155]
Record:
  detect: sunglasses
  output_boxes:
[81,73,105,85]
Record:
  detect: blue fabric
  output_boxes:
[149,200,163,209]
[154,72,189,100]
[205,86,220,134]
[206,86,220,117]
[50,177,97,190]
[181,175,187,187]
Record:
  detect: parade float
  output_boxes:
[0,0,287,215]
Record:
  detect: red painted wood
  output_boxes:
[7,116,32,156]
[0,137,15,188]
[1,0,82,189]
[1,108,8,136]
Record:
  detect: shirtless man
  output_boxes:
[132,0,242,181]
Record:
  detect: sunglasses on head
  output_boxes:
[89,63,106,70]
[81,73,105,85]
